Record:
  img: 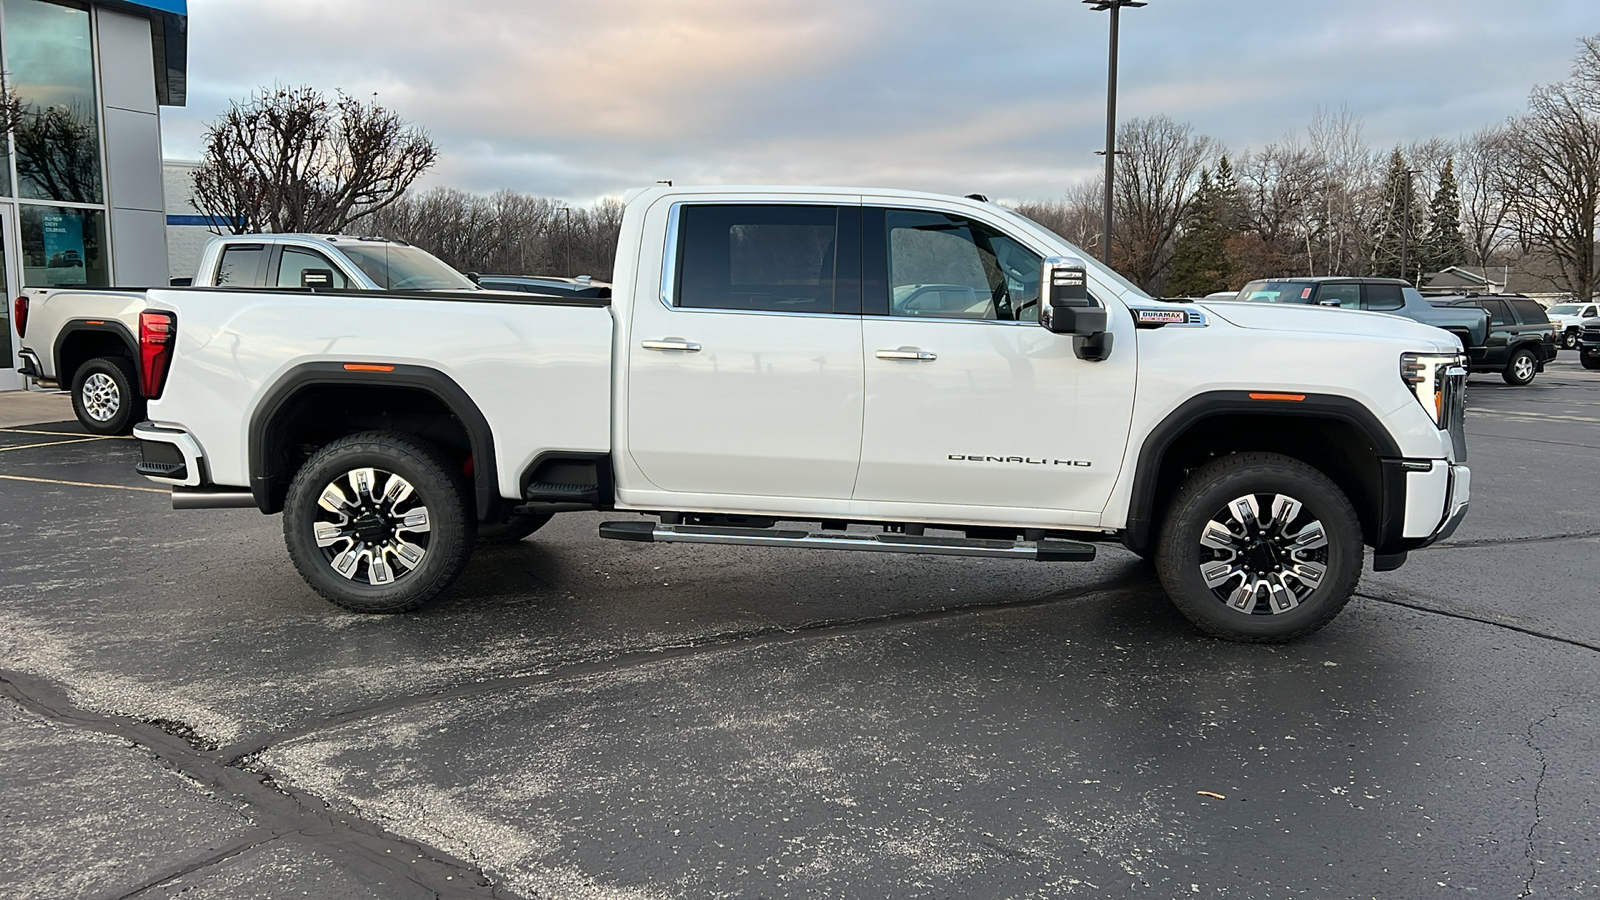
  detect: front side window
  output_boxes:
[885,209,1042,321]
[675,204,847,313]
[18,205,107,287]
[214,245,267,287]
[3,0,104,204]
[276,247,349,289]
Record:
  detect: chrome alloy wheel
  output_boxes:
[80,372,121,422]
[1513,354,1537,382]
[1198,493,1328,615]
[312,467,432,586]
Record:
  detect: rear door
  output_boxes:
[625,200,865,500]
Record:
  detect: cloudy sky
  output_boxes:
[160,0,1598,205]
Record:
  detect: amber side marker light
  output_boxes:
[1248,392,1306,402]
[343,363,395,372]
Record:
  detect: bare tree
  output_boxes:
[1111,115,1218,291]
[192,86,437,235]
[356,188,626,278]
[1499,35,1600,301]
[1010,177,1103,254]
[1455,127,1514,266]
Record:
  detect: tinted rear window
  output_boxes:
[676,204,846,313]
[1510,300,1549,324]
[1365,283,1404,311]
[214,245,266,287]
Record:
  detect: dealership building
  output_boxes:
[0,0,184,390]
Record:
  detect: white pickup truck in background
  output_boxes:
[14,234,480,434]
[123,184,1469,642]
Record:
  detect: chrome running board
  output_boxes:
[598,521,1095,562]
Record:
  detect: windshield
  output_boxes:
[1548,304,1582,316]
[1237,280,1319,304]
[337,244,476,291]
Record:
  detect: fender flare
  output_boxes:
[53,319,138,384]
[1122,391,1403,555]
[248,362,503,521]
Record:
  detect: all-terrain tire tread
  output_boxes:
[1155,451,1363,643]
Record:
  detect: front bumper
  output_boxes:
[1374,459,1470,569]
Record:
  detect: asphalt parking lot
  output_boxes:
[2,360,1597,899]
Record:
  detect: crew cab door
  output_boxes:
[625,200,865,500]
[852,205,1137,523]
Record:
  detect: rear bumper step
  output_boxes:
[598,521,1095,562]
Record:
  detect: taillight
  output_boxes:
[12,296,25,339]
[138,311,176,399]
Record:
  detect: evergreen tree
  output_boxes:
[1212,153,1248,231]
[1167,168,1235,297]
[1420,156,1469,275]
[1369,148,1425,281]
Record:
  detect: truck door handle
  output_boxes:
[641,339,701,352]
[876,348,937,361]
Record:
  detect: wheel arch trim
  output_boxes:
[247,362,503,521]
[53,319,138,385]
[1123,391,1402,556]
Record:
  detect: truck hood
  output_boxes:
[1195,301,1461,352]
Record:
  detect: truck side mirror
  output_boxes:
[301,269,335,290]
[1039,257,1113,361]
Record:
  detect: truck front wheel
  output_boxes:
[1155,452,1362,642]
[283,432,474,613]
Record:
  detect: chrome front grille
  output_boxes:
[1443,363,1467,461]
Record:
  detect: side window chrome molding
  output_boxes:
[659,202,682,309]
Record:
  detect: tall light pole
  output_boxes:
[1399,168,1419,285]
[1085,0,1145,266]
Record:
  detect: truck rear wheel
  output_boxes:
[1503,348,1538,385]
[71,356,143,435]
[283,432,473,613]
[1155,452,1362,643]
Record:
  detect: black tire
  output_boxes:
[283,431,474,613]
[1562,330,1579,350]
[1503,348,1538,385]
[1583,353,1600,370]
[1155,452,1363,643]
[71,356,143,435]
[476,511,553,545]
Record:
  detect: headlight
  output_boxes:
[1401,352,1467,428]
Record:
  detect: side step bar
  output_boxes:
[598,521,1095,562]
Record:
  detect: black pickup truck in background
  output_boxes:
[1430,295,1558,385]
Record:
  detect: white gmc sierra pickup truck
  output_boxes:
[15,233,479,434]
[127,185,1470,642]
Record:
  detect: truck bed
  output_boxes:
[141,286,616,502]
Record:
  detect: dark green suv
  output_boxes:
[1434,295,1558,385]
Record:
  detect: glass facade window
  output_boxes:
[4,0,105,205]
[19,204,108,286]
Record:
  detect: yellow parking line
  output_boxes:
[0,473,166,494]
[0,437,107,453]
[0,428,132,439]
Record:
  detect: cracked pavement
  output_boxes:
[1,363,1597,898]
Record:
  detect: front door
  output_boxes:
[852,205,1137,525]
[625,200,865,502]
[0,205,22,391]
